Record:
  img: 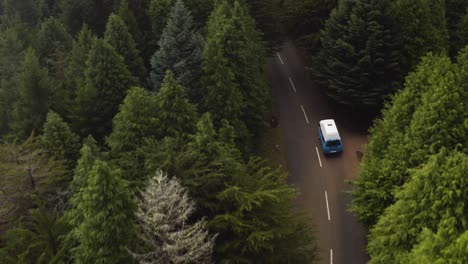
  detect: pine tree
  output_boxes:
[314,0,401,108]
[11,48,51,139]
[71,38,137,140]
[156,70,198,139]
[0,135,67,233]
[104,13,147,85]
[202,0,249,152]
[211,157,318,263]
[63,137,100,253]
[117,0,142,49]
[283,0,336,51]
[150,0,203,102]
[35,17,73,72]
[0,204,69,263]
[72,160,135,264]
[446,0,468,57]
[132,171,216,264]
[63,24,96,118]
[58,0,96,34]
[107,86,158,152]
[351,53,453,226]
[147,0,175,55]
[228,0,270,142]
[367,150,468,264]
[0,26,28,135]
[35,17,73,117]
[352,48,468,227]
[106,86,158,188]
[393,0,449,71]
[41,110,81,169]
[1,0,40,26]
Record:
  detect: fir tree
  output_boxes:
[117,0,142,49]
[155,70,198,139]
[211,157,318,263]
[147,0,175,57]
[104,13,147,85]
[0,204,69,263]
[314,0,401,108]
[367,150,468,264]
[71,38,137,140]
[0,26,28,135]
[132,171,216,263]
[63,24,96,118]
[11,48,50,139]
[150,0,203,103]
[351,53,452,226]
[107,86,158,152]
[393,0,449,71]
[0,135,67,233]
[352,48,468,226]
[106,86,158,187]
[202,0,249,152]
[63,137,100,254]
[35,17,73,117]
[41,110,81,169]
[72,160,135,264]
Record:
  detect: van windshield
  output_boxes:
[326,140,341,147]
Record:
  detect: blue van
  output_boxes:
[318,119,343,154]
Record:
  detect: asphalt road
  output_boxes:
[267,42,369,264]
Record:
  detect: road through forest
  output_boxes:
[267,42,370,264]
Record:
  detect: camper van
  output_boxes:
[318,119,343,154]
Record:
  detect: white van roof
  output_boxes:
[319,119,341,142]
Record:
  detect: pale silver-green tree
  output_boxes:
[133,170,216,264]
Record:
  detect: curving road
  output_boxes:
[267,42,369,264]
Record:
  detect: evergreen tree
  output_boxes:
[352,48,468,226]
[132,171,216,263]
[0,135,67,233]
[211,157,318,263]
[41,110,81,169]
[1,0,40,26]
[393,0,449,71]
[58,0,95,34]
[147,0,175,58]
[11,48,51,139]
[202,0,249,152]
[104,13,147,84]
[106,86,158,187]
[367,150,468,264]
[63,24,95,116]
[72,160,135,264]
[351,53,452,225]
[283,0,336,51]
[228,0,270,143]
[63,137,99,254]
[107,86,158,152]
[0,204,68,264]
[35,17,73,72]
[446,0,468,57]
[71,38,137,140]
[0,26,28,135]
[150,0,203,103]
[35,17,73,117]
[314,0,401,108]
[155,70,198,139]
[117,0,143,54]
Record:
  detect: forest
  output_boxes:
[0,0,318,263]
[0,0,467,263]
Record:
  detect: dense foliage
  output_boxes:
[0,0,318,263]
[352,48,467,262]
